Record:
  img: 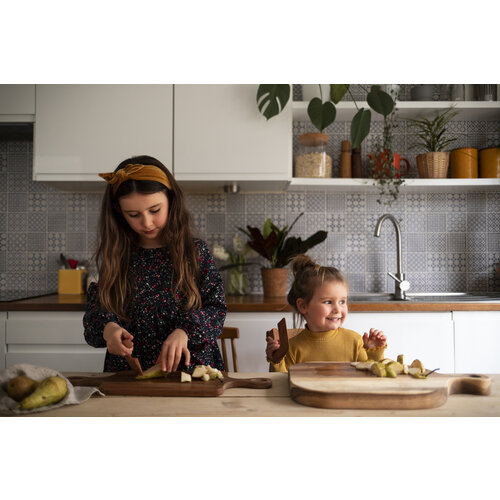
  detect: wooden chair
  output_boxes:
[219,327,239,372]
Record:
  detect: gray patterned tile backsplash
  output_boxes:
[1,131,500,297]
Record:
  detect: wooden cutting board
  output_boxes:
[69,371,272,397]
[289,362,492,410]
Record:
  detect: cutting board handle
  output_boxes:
[223,376,272,390]
[447,374,491,396]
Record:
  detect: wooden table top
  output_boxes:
[22,372,500,417]
[2,293,500,312]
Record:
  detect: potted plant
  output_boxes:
[408,106,459,178]
[368,105,407,205]
[238,213,327,297]
[256,84,396,149]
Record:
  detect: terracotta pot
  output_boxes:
[261,267,289,297]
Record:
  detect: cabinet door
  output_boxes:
[6,311,106,372]
[344,312,455,373]
[224,312,294,372]
[174,85,292,182]
[34,84,173,182]
[0,84,35,116]
[454,311,500,373]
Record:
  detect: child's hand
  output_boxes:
[266,335,280,361]
[157,328,190,372]
[363,328,387,349]
[103,322,134,357]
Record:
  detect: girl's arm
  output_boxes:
[173,240,227,346]
[83,282,123,348]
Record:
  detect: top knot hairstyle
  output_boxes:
[287,255,349,312]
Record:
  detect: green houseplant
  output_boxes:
[408,106,459,178]
[238,212,327,296]
[256,84,396,148]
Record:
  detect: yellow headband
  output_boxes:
[99,164,172,197]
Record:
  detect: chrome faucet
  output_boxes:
[374,214,410,300]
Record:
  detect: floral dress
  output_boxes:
[83,239,227,372]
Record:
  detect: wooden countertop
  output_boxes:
[2,293,500,312]
[22,371,500,417]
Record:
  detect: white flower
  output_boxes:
[213,244,230,261]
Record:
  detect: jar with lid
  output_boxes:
[295,132,332,178]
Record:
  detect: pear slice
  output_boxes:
[192,365,208,378]
[397,354,404,365]
[181,372,192,383]
[408,367,427,379]
[410,359,425,373]
[370,362,387,377]
[355,360,377,371]
[385,365,397,378]
[387,361,403,375]
[136,363,166,380]
[201,373,210,382]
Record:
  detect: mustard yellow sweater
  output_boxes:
[270,327,387,372]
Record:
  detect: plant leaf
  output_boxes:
[275,231,328,268]
[350,108,372,149]
[367,88,395,117]
[330,84,349,104]
[307,98,336,133]
[256,84,291,120]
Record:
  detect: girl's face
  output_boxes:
[296,280,348,332]
[118,191,169,248]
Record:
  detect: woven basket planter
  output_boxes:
[416,152,450,178]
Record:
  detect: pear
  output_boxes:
[181,372,192,383]
[386,361,404,375]
[192,365,208,378]
[397,354,404,365]
[201,373,210,382]
[19,376,67,410]
[6,375,39,402]
[385,365,397,378]
[410,359,425,373]
[136,363,166,380]
[370,362,387,377]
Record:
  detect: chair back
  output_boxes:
[219,326,239,372]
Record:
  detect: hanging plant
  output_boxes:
[256,84,395,147]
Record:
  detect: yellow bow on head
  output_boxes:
[99,164,172,197]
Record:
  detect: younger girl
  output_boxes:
[83,155,226,373]
[266,255,387,372]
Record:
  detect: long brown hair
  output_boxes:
[95,155,201,322]
[287,254,349,315]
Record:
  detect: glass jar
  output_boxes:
[295,132,332,178]
[227,266,248,295]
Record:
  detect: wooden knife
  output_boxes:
[266,317,289,363]
[122,337,143,376]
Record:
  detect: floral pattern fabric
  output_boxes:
[83,239,227,372]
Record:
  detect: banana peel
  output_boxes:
[18,376,67,410]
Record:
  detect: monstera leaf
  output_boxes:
[307,98,336,133]
[256,85,291,120]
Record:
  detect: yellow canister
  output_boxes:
[479,147,500,178]
[450,148,478,178]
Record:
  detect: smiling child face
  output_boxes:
[296,280,348,332]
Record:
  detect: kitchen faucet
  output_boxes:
[374,214,410,300]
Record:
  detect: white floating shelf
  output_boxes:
[287,178,500,192]
[292,101,500,122]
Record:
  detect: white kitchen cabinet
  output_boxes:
[454,311,500,374]
[173,84,292,192]
[224,312,295,372]
[334,312,456,373]
[5,311,106,372]
[33,84,173,187]
[0,84,35,119]
[0,312,6,370]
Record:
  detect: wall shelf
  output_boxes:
[287,178,500,192]
[292,101,500,122]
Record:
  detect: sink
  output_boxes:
[348,293,500,303]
